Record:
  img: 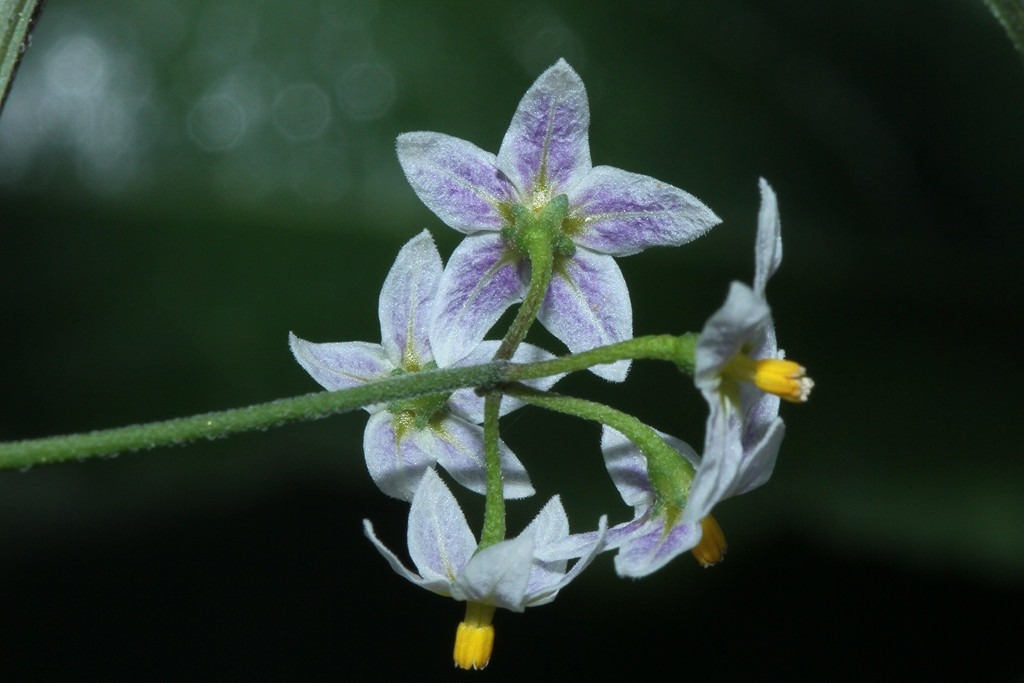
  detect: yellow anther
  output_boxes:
[753,358,813,403]
[722,354,813,403]
[691,515,728,567]
[453,602,496,670]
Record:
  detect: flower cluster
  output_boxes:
[291,60,811,670]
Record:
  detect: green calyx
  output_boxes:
[386,362,451,433]
[500,194,572,258]
[387,392,452,436]
[646,447,695,513]
[651,498,683,529]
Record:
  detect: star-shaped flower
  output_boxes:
[290,230,556,501]
[397,59,720,381]
[364,468,608,669]
[690,179,812,516]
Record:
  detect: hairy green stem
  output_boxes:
[479,196,565,548]
[1,0,45,113]
[477,393,506,548]
[0,361,508,472]
[0,333,699,473]
[503,384,695,503]
[478,232,551,547]
[494,215,557,362]
[503,333,698,381]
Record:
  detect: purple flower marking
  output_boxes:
[397,59,720,381]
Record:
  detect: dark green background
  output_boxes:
[2,0,1022,679]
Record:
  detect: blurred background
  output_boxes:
[2,0,1022,679]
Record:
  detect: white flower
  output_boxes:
[364,468,607,669]
[290,230,557,501]
[690,178,811,520]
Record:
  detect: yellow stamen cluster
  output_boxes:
[453,602,496,670]
[753,358,813,403]
[722,354,814,403]
[691,515,728,567]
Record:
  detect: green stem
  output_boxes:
[479,197,564,548]
[0,333,700,473]
[503,384,695,503]
[0,361,508,472]
[477,393,505,548]
[476,241,550,549]
[504,333,698,381]
[1,0,45,113]
[494,225,555,361]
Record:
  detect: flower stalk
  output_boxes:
[479,393,506,548]
[0,334,699,472]
[503,383,695,505]
[481,193,566,548]
[494,195,566,361]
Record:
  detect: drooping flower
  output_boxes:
[397,59,720,382]
[364,468,608,669]
[541,181,812,578]
[539,426,723,578]
[290,229,556,501]
[689,178,812,519]
[602,427,723,576]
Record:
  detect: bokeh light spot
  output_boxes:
[187,95,247,151]
[336,62,396,121]
[272,83,331,141]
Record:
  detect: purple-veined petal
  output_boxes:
[600,426,656,508]
[407,469,477,588]
[426,415,535,499]
[613,514,702,578]
[452,532,535,611]
[537,249,631,382]
[535,513,649,562]
[379,230,443,369]
[397,132,516,234]
[430,233,528,368]
[289,333,392,398]
[568,166,721,256]
[538,426,696,564]
[363,519,449,594]
[754,178,782,298]
[601,426,701,510]
[598,426,709,568]
[448,341,560,421]
[363,411,437,501]
[497,59,591,199]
